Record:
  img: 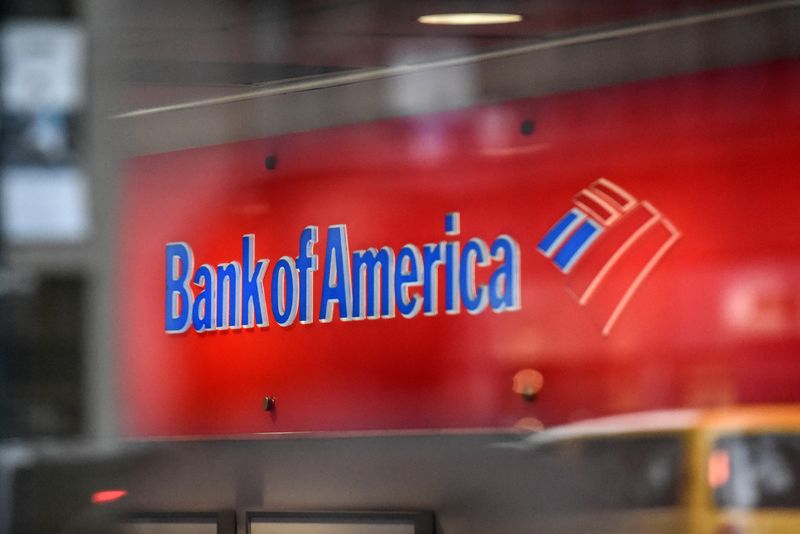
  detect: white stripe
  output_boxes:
[601,220,681,335]
[579,202,660,305]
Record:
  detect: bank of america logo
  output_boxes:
[538,179,680,335]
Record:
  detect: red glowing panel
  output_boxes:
[119,59,800,437]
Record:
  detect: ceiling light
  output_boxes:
[417,13,522,25]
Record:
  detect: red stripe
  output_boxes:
[592,181,632,210]
[582,219,675,330]
[566,203,655,299]
[574,191,614,224]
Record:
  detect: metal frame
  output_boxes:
[245,511,435,534]
[124,511,236,534]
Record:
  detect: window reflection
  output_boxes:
[529,435,683,511]
[714,434,800,509]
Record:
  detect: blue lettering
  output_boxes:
[192,264,216,331]
[489,235,521,312]
[460,238,490,314]
[164,213,521,334]
[165,242,193,333]
[216,262,242,329]
[352,247,395,319]
[444,212,461,314]
[297,226,319,324]
[319,225,352,322]
[422,243,443,316]
[271,256,299,326]
[445,242,460,315]
[395,245,423,318]
[444,212,460,235]
[241,234,269,328]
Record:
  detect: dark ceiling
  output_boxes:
[115,0,772,109]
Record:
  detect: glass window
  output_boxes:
[529,434,683,511]
[713,433,800,509]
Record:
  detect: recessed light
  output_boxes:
[417,13,522,26]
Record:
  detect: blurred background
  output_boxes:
[1,1,800,533]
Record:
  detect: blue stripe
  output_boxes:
[553,220,601,271]
[538,211,579,255]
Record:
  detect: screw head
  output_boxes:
[264,154,278,171]
[520,119,535,136]
[263,396,276,411]
[513,369,544,402]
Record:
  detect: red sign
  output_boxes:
[120,59,800,437]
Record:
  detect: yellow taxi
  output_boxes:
[516,405,800,533]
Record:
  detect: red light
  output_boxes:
[708,449,731,488]
[91,490,128,504]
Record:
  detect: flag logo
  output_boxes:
[538,179,680,335]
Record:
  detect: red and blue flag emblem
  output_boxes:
[538,179,680,335]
